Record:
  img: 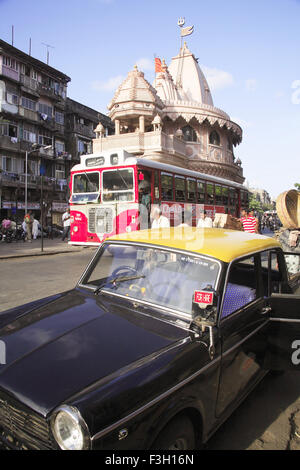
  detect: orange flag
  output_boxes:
[155,57,162,73]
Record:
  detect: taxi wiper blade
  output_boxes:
[94,275,145,295]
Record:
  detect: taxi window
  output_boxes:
[261,250,282,296]
[82,244,220,318]
[222,256,257,319]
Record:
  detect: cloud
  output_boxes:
[201,66,234,90]
[136,57,153,71]
[91,74,125,92]
[245,79,258,92]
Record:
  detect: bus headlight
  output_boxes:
[51,406,90,450]
[126,226,132,232]
[73,226,78,233]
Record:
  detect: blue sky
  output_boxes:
[1,0,300,199]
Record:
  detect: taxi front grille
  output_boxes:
[89,207,113,234]
[0,393,54,450]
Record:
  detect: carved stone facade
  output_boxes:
[93,42,244,184]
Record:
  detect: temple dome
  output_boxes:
[167,42,213,106]
[108,65,164,121]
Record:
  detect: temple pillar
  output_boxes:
[139,115,145,133]
[115,119,120,135]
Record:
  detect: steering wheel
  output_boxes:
[111,265,138,278]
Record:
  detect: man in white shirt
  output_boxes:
[197,210,213,228]
[151,207,170,229]
[62,208,71,241]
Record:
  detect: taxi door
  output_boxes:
[264,252,300,371]
[264,294,300,371]
[216,254,268,417]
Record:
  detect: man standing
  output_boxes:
[62,208,71,242]
[151,207,170,229]
[240,209,258,233]
[24,211,33,242]
[197,210,213,228]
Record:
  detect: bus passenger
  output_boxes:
[151,208,170,229]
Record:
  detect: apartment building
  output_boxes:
[0,39,113,225]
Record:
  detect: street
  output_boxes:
[0,249,300,450]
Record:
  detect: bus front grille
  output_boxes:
[88,207,114,234]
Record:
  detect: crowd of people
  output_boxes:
[148,205,282,234]
[0,210,67,243]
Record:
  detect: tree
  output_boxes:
[249,194,263,213]
[294,183,300,191]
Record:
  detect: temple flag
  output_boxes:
[180,25,194,37]
[155,57,162,73]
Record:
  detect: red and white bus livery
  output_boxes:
[69,149,249,245]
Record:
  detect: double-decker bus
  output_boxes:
[69,149,249,245]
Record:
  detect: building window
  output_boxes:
[78,139,90,154]
[209,130,220,146]
[1,122,18,138]
[38,103,53,117]
[55,111,64,125]
[181,125,197,142]
[1,156,18,173]
[55,141,65,154]
[23,127,37,143]
[38,130,52,146]
[3,55,19,71]
[31,70,38,80]
[21,97,37,111]
[6,92,18,105]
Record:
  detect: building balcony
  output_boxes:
[73,123,95,139]
[0,135,20,151]
[93,130,187,160]
[0,65,19,82]
[19,106,39,122]
[37,83,65,102]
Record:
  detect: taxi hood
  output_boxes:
[0,289,187,416]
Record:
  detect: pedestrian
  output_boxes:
[24,211,34,242]
[240,209,258,233]
[151,207,170,229]
[32,218,39,240]
[197,210,213,228]
[62,208,71,241]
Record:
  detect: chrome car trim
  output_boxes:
[91,354,222,442]
[100,289,193,323]
[221,320,269,358]
[270,318,300,323]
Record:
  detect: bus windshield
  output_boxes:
[102,168,134,203]
[72,172,100,203]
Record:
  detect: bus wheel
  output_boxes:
[151,415,195,450]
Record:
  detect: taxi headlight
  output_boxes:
[50,406,90,450]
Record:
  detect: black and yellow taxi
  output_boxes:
[0,228,299,450]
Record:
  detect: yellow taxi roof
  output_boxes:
[107,228,281,263]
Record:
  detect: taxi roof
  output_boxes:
[107,228,281,263]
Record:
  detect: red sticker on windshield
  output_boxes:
[194,291,213,305]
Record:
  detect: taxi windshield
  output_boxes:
[81,243,220,317]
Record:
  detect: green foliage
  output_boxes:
[249,194,263,213]
[294,183,300,191]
